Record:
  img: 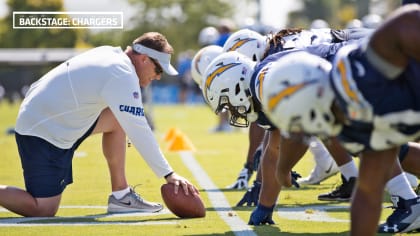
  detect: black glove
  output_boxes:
[248,204,275,225]
[236,180,261,207]
[291,170,302,188]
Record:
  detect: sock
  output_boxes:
[309,137,333,170]
[404,172,419,188]
[112,187,131,200]
[386,173,417,200]
[339,161,358,181]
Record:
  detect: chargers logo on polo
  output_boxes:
[119,105,144,117]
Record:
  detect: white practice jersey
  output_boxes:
[15,46,173,177]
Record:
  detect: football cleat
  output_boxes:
[318,175,356,202]
[298,159,339,185]
[107,187,163,213]
[378,196,420,233]
[291,171,302,188]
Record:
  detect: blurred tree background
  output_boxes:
[0,0,405,102]
[0,0,80,48]
[288,0,401,28]
[0,0,405,52]
[87,0,234,52]
[0,0,404,50]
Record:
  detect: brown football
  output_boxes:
[160,183,206,218]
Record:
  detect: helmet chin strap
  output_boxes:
[247,112,258,123]
[331,123,343,136]
[246,100,258,123]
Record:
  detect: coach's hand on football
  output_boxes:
[165,172,199,195]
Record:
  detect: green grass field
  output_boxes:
[0,101,415,235]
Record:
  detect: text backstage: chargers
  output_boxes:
[18,16,119,27]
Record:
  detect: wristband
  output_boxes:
[164,171,174,179]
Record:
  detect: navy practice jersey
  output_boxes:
[330,43,420,154]
[250,50,298,130]
[250,39,360,130]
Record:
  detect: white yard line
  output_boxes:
[0,150,349,229]
[0,151,258,233]
[178,151,257,236]
[277,205,349,222]
[0,208,176,226]
[0,221,177,227]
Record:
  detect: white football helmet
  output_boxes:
[222,29,268,62]
[191,45,223,87]
[310,19,329,29]
[362,14,382,29]
[198,26,220,46]
[202,51,257,127]
[261,51,341,138]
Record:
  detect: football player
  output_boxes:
[202,15,420,232]
[261,4,420,235]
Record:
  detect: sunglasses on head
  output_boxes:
[148,57,163,75]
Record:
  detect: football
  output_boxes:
[160,183,206,218]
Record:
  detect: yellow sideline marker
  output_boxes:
[164,127,196,152]
[162,127,181,142]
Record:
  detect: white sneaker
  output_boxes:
[107,187,163,213]
[298,160,339,185]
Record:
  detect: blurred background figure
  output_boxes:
[0,84,5,103]
[195,20,236,133]
[177,49,199,104]
[20,85,29,98]
[198,26,220,47]
[361,13,382,28]
[215,19,235,47]
[346,18,363,29]
[195,23,233,132]
[310,19,329,29]
[240,17,276,35]
[210,19,236,133]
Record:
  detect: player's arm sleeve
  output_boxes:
[101,76,173,178]
[305,39,363,61]
[330,28,374,43]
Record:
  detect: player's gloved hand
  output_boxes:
[236,180,261,207]
[291,170,302,188]
[248,204,275,225]
[227,164,253,190]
